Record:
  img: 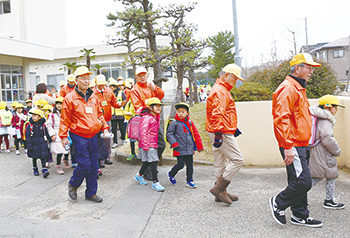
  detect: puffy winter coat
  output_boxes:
[206,78,238,135]
[60,83,75,98]
[130,82,164,112]
[11,112,27,138]
[46,111,68,155]
[25,117,51,159]
[138,108,159,151]
[309,106,340,179]
[272,76,312,149]
[93,87,120,122]
[166,114,203,157]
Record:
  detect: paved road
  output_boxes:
[0,148,349,238]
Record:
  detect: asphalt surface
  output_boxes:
[0,146,350,238]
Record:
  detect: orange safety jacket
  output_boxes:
[60,84,76,98]
[93,87,120,122]
[59,88,109,139]
[124,88,131,101]
[205,78,237,135]
[130,82,164,112]
[272,75,312,149]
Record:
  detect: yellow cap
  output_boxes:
[89,80,96,88]
[108,77,115,83]
[290,53,321,67]
[136,67,147,76]
[29,108,44,117]
[42,104,53,111]
[95,74,107,85]
[11,101,18,107]
[117,80,125,86]
[34,99,48,107]
[319,95,345,108]
[67,74,75,82]
[145,97,163,106]
[74,66,93,78]
[222,64,244,81]
[59,80,66,87]
[117,76,124,81]
[55,97,64,103]
[109,79,118,86]
[15,103,24,109]
[25,99,32,103]
[0,101,7,109]
[175,102,190,111]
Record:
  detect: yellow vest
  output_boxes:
[114,90,124,116]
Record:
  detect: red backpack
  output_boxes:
[127,115,142,141]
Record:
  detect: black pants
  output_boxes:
[169,155,194,182]
[139,161,158,183]
[32,158,46,168]
[275,147,312,219]
[111,119,126,144]
[130,141,136,155]
[56,154,69,165]
[15,138,27,150]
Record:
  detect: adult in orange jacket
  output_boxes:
[59,66,109,203]
[60,74,76,98]
[206,63,244,205]
[93,74,120,165]
[269,53,323,228]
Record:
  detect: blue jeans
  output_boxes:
[69,133,99,198]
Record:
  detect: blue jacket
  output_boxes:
[25,117,51,159]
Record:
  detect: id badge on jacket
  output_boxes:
[85,107,93,114]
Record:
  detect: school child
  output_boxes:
[309,95,345,209]
[25,109,51,178]
[45,97,69,174]
[42,104,53,119]
[10,101,18,114]
[11,103,28,155]
[25,99,32,113]
[124,99,137,160]
[133,97,165,192]
[0,101,12,153]
[166,102,203,188]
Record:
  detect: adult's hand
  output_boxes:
[213,132,223,148]
[103,129,109,138]
[147,82,156,91]
[284,148,295,165]
[61,137,68,148]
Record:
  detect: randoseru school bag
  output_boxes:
[127,115,142,141]
[0,111,13,127]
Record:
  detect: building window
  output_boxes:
[47,74,64,91]
[0,1,11,14]
[92,63,123,80]
[1,65,24,102]
[333,49,344,58]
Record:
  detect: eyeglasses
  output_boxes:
[302,64,314,71]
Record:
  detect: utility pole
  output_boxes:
[305,17,309,48]
[232,0,242,86]
[346,36,350,92]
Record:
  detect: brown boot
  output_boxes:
[215,190,238,202]
[210,176,232,205]
[68,183,77,200]
[63,160,70,169]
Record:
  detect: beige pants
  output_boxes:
[208,133,244,181]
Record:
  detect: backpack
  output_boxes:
[309,115,319,147]
[165,119,177,143]
[0,111,13,127]
[127,115,142,141]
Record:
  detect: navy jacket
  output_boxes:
[25,117,51,159]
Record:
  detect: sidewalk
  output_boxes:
[0,150,349,237]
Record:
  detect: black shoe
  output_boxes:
[291,215,323,228]
[86,194,103,203]
[68,183,77,200]
[323,199,345,210]
[269,196,286,225]
[104,159,113,165]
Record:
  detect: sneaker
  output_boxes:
[63,160,70,169]
[168,171,176,185]
[71,163,77,168]
[98,168,103,176]
[186,180,197,189]
[134,173,147,185]
[42,168,50,178]
[0,150,3,153]
[16,150,20,155]
[269,196,286,225]
[33,167,39,176]
[111,143,118,148]
[105,159,113,165]
[5,150,10,154]
[152,182,165,192]
[323,199,345,210]
[291,214,323,228]
[25,149,27,154]
[126,154,135,161]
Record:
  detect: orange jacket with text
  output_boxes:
[93,87,120,122]
[272,76,312,149]
[130,82,164,112]
[60,84,76,98]
[206,78,237,135]
[59,88,109,139]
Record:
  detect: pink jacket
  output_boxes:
[139,108,159,151]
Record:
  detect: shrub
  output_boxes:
[231,82,272,102]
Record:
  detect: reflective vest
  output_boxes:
[114,90,124,116]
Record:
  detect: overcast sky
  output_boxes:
[65,0,350,67]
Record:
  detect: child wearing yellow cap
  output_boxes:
[11,103,28,155]
[0,101,13,153]
[309,95,345,209]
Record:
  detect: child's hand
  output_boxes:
[198,150,203,153]
[51,135,57,141]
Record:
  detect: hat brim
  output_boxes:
[305,62,321,68]
[333,103,345,108]
[96,82,107,85]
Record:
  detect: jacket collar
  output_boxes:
[75,87,93,102]
[286,75,306,91]
[175,113,189,123]
[216,78,233,91]
[289,74,307,88]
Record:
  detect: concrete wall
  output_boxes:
[236,97,350,167]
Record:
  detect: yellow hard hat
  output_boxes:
[29,108,44,118]
[11,101,18,107]
[67,74,75,82]
[145,97,163,106]
[222,63,245,81]
[55,97,64,103]
[290,53,321,68]
[175,102,190,111]
[59,80,66,87]
[136,67,147,76]
[15,103,24,109]
[34,99,48,107]
[42,104,53,111]
[117,76,124,81]
[0,101,7,109]
[95,74,107,85]
[108,77,115,83]
[74,66,92,78]
[109,79,118,86]
[319,95,345,108]
[89,80,96,88]
[25,99,32,103]
[117,80,125,86]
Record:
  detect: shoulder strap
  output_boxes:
[51,113,55,129]
[179,121,197,151]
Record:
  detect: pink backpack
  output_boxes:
[127,115,142,141]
